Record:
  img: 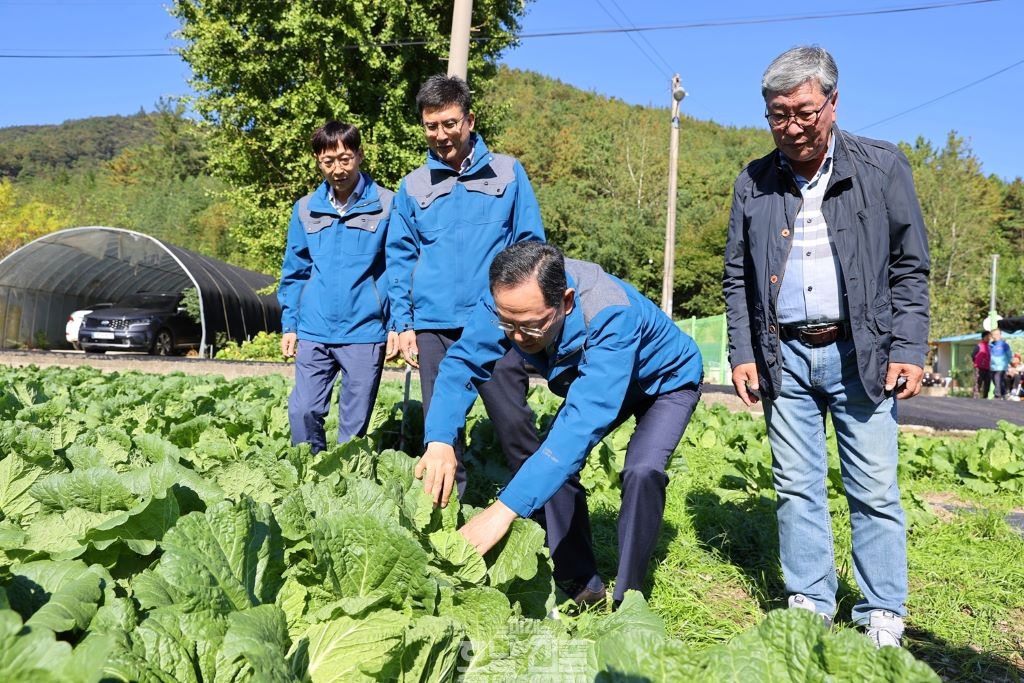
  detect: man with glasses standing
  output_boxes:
[417,241,703,609]
[723,46,930,648]
[279,121,398,453]
[386,75,604,605]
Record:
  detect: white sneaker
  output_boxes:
[787,594,833,629]
[866,609,904,648]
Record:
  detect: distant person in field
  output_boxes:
[278,121,398,453]
[988,327,1012,399]
[385,74,601,606]
[723,46,930,649]
[972,330,992,399]
[1008,352,1023,398]
[417,241,703,609]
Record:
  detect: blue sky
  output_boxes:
[1,0,1020,181]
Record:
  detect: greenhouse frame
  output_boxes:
[0,227,281,356]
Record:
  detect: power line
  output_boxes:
[593,0,674,78]
[857,56,1024,131]
[0,52,172,59]
[0,0,999,58]
[517,0,999,39]
[1,0,1015,133]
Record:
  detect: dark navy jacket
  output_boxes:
[723,127,930,403]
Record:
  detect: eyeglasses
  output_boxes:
[318,155,357,169]
[492,308,558,339]
[765,95,833,129]
[422,116,466,134]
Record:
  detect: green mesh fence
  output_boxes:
[676,314,729,385]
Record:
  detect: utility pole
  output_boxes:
[984,253,1001,330]
[660,74,686,316]
[448,0,473,80]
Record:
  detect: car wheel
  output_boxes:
[151,329,175,356]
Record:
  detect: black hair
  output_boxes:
[489,241,566,308]
[415,74,472,116]
[310,121,361,156]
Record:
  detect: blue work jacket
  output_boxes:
[278,175,394,344]
[424,259,703,517]
[723,127,930,404]
[385,134,545,332]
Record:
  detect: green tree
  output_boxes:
[0,113,159,180]
[904,133,1006,338]
[484,67,763,317]
[169,0,531,274]
[0,179,68,257]
[995,179,1024,318]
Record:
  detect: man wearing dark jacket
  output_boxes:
[723,46,930,648]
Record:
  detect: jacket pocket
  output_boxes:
[303,215,335,235]
[870,295,893,336]
[338,215,387,255]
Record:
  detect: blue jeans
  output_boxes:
[764,337,907,624]
[288,340,385,452]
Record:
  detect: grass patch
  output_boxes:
[461,392,1024,682]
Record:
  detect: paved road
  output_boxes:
[3,349,1022,433]
[700,383,1024,432]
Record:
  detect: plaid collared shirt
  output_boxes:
[777,136,846,325]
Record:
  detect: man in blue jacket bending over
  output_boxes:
[387,75,602,604]
[416,241,704,607]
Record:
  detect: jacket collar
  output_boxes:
[425,133,492,176]
[825,126,856,187]
[308,172,381,216]
[544,272,588,364]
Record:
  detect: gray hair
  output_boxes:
[761,46,838,99]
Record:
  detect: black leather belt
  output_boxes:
[780,322,850,347]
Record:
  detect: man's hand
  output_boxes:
[281,332,298,358]
[398,330,419,368]
[385,331,401,360]
[459,500,519,556]
[415,442,457,507]
[885,362,924,400]
[731,362,761,406]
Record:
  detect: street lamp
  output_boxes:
[661,74,687,316]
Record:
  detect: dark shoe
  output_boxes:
[556,578,607,610]
[571,584,607,607]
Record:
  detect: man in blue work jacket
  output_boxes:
[387,75,601,603]
[278,121,397,453]
[416,241,704,607]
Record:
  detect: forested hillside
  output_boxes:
[0,103,236,262]
[0,112,159,179]
[1,68,1022,337]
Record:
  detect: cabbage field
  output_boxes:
[1,364,1021,682]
